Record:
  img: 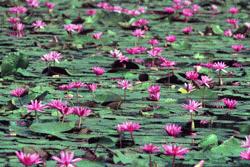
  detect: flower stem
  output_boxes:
[130,132,135,145]
[172,155,176,167]
[78,117,82,128]
[123,89,126,102]
[18,97,23,106]
[149,154,152,167]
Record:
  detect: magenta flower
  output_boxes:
[229,7,239,15]
[182,8,193,18]
[44,2,55,10]
[27,100,47,112]
[185,71,199,81]
[68,81,85,89]
[241,135,250,148]
[160,57,176,68]
[58,84,71,91]
[52,150,82,167]
[71,106,91,117]
[233,34,245,40]
[164,7,175,14]
[7,17,20,24]
[165,35,176,43]
[92,66,105,76]
[110,49,123,58]
[183,99,202,113]
[13,23,25,31]
[213,62,228,73]
[118,55,129,63]
[184,83,195,93]
[232,44,244,52]
[148,38,159,46]
[86,83,97,92]
[142,143,160,154]
[10,88,27,97]
[86,9,96,16]
[9,6,27,15]
[92,32,103,39]
[164,124,182,137]
[117,80,132,90]
[126,46,147,55]
[240,149,250,160]
[162,144,189,158]
[198,75,213,88]
[71,106,92,128]
[194,160,205,167]
[182,26,193,35]
[32,20,46,29]
[224,29,233,37]
[132,29,145,38]
[118,121,140,132]
[132,18,149,27]
[47,100,67,111]
[148,85,160,101]
[226,18,238,28]
[16,151,42,166]
[116,121,140,144]
[64,24,83,34]
[26,0,40,8]
[223,98,237,109]
[147,47,163,57]
[192,4,200,13]
[41,51,62,63]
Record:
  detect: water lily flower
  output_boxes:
[164,124,182,137]
[229,7,239,15]
[41,51,62,63]
[92,32,103,39]
[132,18,149,27]
[27,100,47,113]
[68,81,85,89]
[141,144,160,167]
[165,35,176,43]
[126,46,147,55]
[162,144,189,167]
[116,121,140,144]
[213,62,228,73]
[185,71,199,81]
[132,29,145,38]
[92,66,105,76]
[182,26,193,34]
[232,44,244,52]
[110,49,123,58]
[86,83,97,92]
[194,160,205,167]
[224,29,233,37]
[147,47,163,57]
[233,34,245,40]
[86,9,96,16]
[142,143,160,154]
[183,99,202,113]
[7,17,20,24]
[10,88,27,97]
[223,98,237,109]
[9,6,27,15]
[26,0,40,8]
[44,2,55,10]
[117,80,132,101]
[148,38,159,46]
[32,20,46,30]
[47,100,67,111]
[148,85,160,101]
[52,150,82,167]
[183,83,195,93]
[164,7,175,14]
[240,148,250,160]
[16,151,42,166]
[198,75,213,88]
[71,106,92,128]
[241,135,250,148]
[182,8,193,20]
[226,18,238,28]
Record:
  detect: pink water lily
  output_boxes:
[16,151,42,166]
[27,100,47,112]
[186,71,199,81]
[26,0,40,8]
[92,66,105,76]
[52,150,82,167]
[223,98,237,109]
[240,148,250,160]
[164,124,182,137]
[183,99,202,113]
[241,135,250,148]
[41,51,62,63]
[142,143,160,154]
[10,88,27,97]
[32,20,46,29]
